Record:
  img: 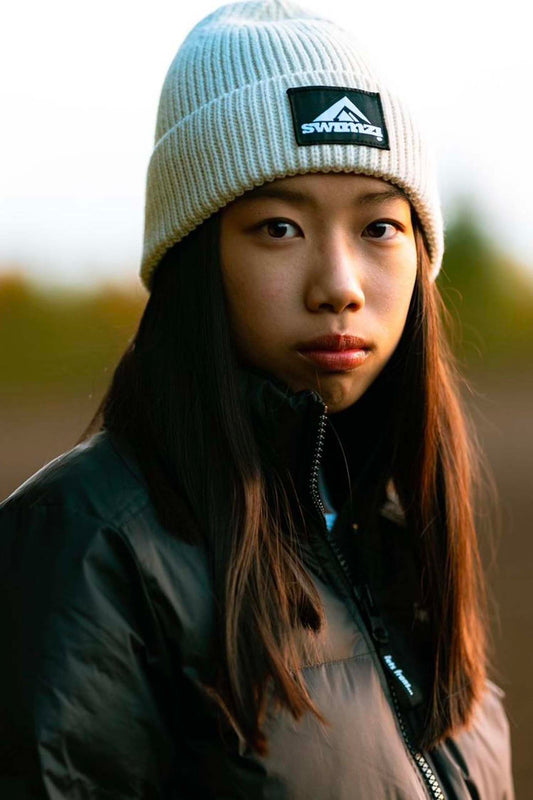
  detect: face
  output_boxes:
[219,173,418,414]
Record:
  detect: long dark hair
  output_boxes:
[78,199,494,754]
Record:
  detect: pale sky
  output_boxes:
[2,0,531,288]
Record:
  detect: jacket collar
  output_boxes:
[236,362,406,529]
[236,363,327,508]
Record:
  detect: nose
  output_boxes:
[305,232,365,314]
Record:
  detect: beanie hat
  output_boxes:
[140,0,444,291]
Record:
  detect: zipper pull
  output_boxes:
[361,584,424,710]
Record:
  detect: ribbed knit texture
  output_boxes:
[140,0,444,290]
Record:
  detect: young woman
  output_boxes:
[0,1,514,797]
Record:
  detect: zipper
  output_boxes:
[307,404,446,800]
[388,682,446,800]
[308,405,359,596]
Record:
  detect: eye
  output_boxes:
[259,218,301,240]
[363,220,403,240]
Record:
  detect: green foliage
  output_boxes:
[0,273,146,398]
[437,199,533,368]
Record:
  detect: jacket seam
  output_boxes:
[23,496,153,532]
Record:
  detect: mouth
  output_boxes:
[297,333,370,352]
[297,348,370,372]
[296,333,371,372]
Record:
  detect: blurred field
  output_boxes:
[1,205,532,796]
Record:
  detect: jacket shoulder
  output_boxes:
[0,429,149,527]
[0,430,208,616]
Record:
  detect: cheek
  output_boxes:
[224,263,292,319]
[221,263,293,353]
[372,266,416,342]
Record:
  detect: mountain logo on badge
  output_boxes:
[286,86,390,150]
[302,96,383,141]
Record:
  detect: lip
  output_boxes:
[296,334,372,373]
[297,333,371,352]
[298,349,370,372]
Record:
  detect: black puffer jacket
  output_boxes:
[0,367,514,799]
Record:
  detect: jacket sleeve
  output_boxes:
[0,500,179,799]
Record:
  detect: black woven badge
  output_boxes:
[287,85,389,149]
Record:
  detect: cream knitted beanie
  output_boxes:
[140,0,444,291]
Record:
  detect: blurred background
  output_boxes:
[2,1,532,794]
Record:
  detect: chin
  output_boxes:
[311,379,364,413]
[279,368,369,411]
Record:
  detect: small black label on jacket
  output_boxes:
[287,85,390,149]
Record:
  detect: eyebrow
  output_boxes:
[239,184,408,208]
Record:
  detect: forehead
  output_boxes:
[231,172,409,210]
